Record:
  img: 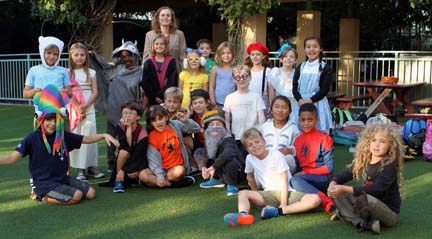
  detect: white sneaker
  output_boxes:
[76,169,87,180]
[87,167,105,178]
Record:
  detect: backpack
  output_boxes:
[332,107,353,126]
[422,119,432,161]
[403,119,426,153]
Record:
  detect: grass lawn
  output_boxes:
[1,104,432,239]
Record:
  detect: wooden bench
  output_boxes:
[335,95,371,110]
[327,92,345,107]
[407,98,432,119]
[412,97,432,108]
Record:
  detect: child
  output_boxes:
[198,110,245,196]
[292,36,333,133]
[178,49,209,109]
[327,123,404,234]
[244,42,274,109]
[196,38,216,78]
[270,44,298,121]
[209,41,236,108]
[139,105,200,188]
[141,35,178,106]
[290,103,335,214]
[223,65,266,158]
[163,86,184,119]
[223,128,321,226]
[259,95,300,175]
[99,101,148,193]
[0,85,118,205]
[67,42,104,180]
[23,36,73,105]
[103,40,143,172]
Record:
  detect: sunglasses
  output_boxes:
[187,57,200,62]
[233,74,249,81]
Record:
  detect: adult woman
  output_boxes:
[142,6,187,72]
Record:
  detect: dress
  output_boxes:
[69,69,98,169]
[179,71,208,109]
[214,67,235,106]
[270,67,297,121]
[249,68,272,108]
[292,60,333,131]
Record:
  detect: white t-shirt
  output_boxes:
[245,149,294,191]
[223,91,265,140]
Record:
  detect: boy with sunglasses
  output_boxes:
[223,65,266,159]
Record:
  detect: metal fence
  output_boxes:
[1,51,432,107]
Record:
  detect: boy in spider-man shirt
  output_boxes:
[290,103,335,214]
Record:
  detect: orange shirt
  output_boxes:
[149,126,184,170]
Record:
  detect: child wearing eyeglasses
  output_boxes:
[178,49,209,109]
[223,65,266,159]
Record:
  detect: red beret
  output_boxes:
[246,42,269,56]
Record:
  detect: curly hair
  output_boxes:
[351,123,405,197]
[151,6,177,34]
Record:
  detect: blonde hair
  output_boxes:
[232,65,251,77]
[186,50,205,73]
[241,127,264,146]
[215,41,235,65]
[150,35,169,57]
[152,6,177,34]
[68,42,91,82]
[164,86,183,101]
[351,123,405,197]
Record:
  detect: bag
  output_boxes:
[332,107,353,126]
[422,119,432,161]
[366,113,392,126]
[333,129,359,146]
[403,119,426,153]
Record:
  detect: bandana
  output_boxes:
[33,85,69,155]
[246,42,269,56]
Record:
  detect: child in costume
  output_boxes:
[178,49,209,109]
[292,36,333,133]
[0,85,118,205]
[141,34,178,106]
[209,41,236,108]
[327,123,404,234]
[223,128,320,227]
[197,38,216,78]
[67,42,104,180]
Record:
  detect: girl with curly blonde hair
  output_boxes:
[327,123,404,234]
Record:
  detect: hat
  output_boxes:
[276,43,293,58]
[190,89,209,101]
[38,36,64,68]
[202,110,226,129]
[246,42,269,56]
[33,84,69,155]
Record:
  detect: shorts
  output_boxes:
[45,178,90,202]
[259,190,306,207]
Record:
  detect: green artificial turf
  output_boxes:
[0,105,431,239]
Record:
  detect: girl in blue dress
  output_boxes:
[292,36,333,133]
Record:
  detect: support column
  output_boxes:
[101,15,113,62]
[296,10,321,62]
[240,13,267,62]
[339,18,360,95]
[212,23,228,49]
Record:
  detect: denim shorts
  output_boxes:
[45,178,90,202]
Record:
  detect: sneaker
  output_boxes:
[226,185,239,196]
[200,178,225,188]
[261,206,279,219]
[171,176,195,188]
[113,181,125,193]
[87,167,105,178]
[76,169,87,180]
[224,212,255,227]
[358,220,380,234]
[370,220,381,234]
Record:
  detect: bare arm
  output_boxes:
[23,86,40,99]
[81,75,98,111]
[279,171,289,207]
[209,66,217,103]
[0,151,22,165]
[257,110,265,124]
[247,173,258,191]
[268,83,275,105]
[82,133,119,147]
[203,82,209,92]
[225,111,231,133]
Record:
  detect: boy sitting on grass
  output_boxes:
[224,128,320,226]
[0,85,118,205]
[163,86,184,119]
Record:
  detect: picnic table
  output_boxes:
[405,97,432,119]
[353,81,424,116]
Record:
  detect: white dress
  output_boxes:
[69,68,98,169]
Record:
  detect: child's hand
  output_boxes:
[206,166,216,179]
[279,147,293,155]
[327,184,344,199]
[176,109,188,122]
[157,178,170,187]
[201,167,210,179]
[120,117,132,127]
[33,88,42,95]
[105,134,119,147]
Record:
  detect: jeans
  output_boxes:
[290,174,331,194]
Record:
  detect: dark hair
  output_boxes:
[299,103,317,116]
[196,38,212,49]
[121,101,144,117]
[304,36,324,69]
[45,113,57,121]
[270,95,292,120]
[146,104,170,127]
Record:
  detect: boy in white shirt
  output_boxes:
[224,128,321,227]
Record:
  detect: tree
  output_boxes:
[30,0,117,52]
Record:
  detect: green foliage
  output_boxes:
[409,0,431,9]
[30,0,88,28]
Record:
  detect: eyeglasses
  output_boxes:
[122,111,137,116]
[188,57,200,62]
[233,74,249,81]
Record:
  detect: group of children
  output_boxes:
[0,34,404,235]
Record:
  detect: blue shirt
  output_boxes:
[15,130,83,196]
[25,65,70,90]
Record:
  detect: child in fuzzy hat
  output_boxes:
[198,110,246,196]
[0,85,119,205]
